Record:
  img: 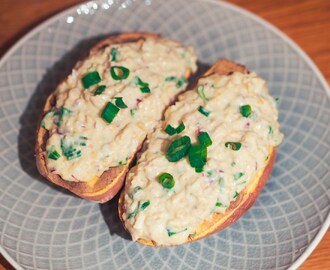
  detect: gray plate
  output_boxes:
[0,0,329,269]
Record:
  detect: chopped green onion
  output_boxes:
[165,76,176,82]
[215,202,223,207]
[140,200,150,210]
[133,186,142,194]
[118,159,127,165]
[40,111,53,129]
[114,97,128,108]
[198,106,210,117]
[82,71,101,89]
[206,170,214,177]
[127,203,139,219]
[110,47,117,61]
[240,104,252,117]
[197,85,208,101]
[225,142,241,151]
[110,66,130,80]
[135,76,150,93]
[159,173,175,189]
[166,136,191,162]
[94,85,106,95]
[164,122,185,136]
[268,126,273,135]
[175,122,185,134]
[275,97,280,104]
[233,172,245,180]
[219,177,225,189]
[233,191,239,199]
[166,228,187,237]
[129,186,142,199]
[101,102,120,123]
[61,137,82,160]
[188,144,207,172]
[53,107,72,127]
[198,132,212,147]
[61,107,71,116]
[164,125,177,136]
[140,86,150,93]
[130,108,137,117]
[47,147,61,160]
[176,77,188,88]
[127,200,150,219]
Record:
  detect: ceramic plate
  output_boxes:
[0,0,329,269]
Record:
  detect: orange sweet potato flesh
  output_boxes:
[35,33,193,203]
[118,59,277,246]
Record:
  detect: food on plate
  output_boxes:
[119,59,283,246]
[35,32,197,202]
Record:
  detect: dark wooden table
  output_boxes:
[0,0,329,269]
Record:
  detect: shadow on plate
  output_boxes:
[17,33,117,196]
[99,192,131,241]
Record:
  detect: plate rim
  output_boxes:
[0,0,329,269]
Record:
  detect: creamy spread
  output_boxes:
[123,72,283,245]
[41,37,197,182]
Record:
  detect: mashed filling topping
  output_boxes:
[41,38,197,182]
[123,72,283,245]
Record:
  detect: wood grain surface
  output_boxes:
[0,0,329,269]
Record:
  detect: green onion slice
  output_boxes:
[198,132,212,147]
[215,202,223,207]
[135,76,150,93]
[47,147,61,160]
[53,107,72,127]
[130,108,137,117]
[175,122,185,134]
[110,66,130,80]
[268,126,273,135]
[165,76,176,82]
[140,200,150,210]
[225,142,241,151]
[61,137,82,160]
[110,47,117,61]
[164,122,185,136]
[219,177,225,188]
[159,173,175,189]
[195,167,204,173]
[197,85,208,101]
[275,97,280,104]
[82,71,101,89]
[188,144,207,172]
[101,102,120,123]
[166,228,187,237]
[233,172,245,180]
[233,191,239,199]
[94,85,106,95]
[127,200,150,219]
[114,97,128,108]
[240,104,252,117]
[164,125,177,136]
[198,106,210,117]
[166,136,191,162]
[127,203,139,219]
[176,77,188,88]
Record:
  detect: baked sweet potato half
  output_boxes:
[119,59,283,246]
[35,32,197,202]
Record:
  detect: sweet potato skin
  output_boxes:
[35,32,188,203]
[118,59,277,246]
